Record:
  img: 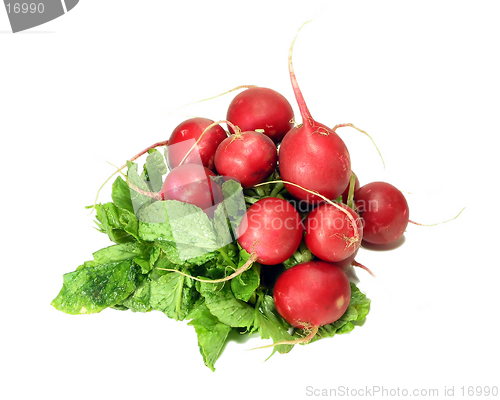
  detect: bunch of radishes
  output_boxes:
[126,24,409,344]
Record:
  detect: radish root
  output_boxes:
[251,325,319,350]
[333,123,385,169]
[352,260,375,277]
[289,20,314,126]
[126,179,162,201]
[409,207,465,226]
[167,85,258,115]
[156,253,258,283]
[91,140,169,213]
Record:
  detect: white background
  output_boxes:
[1,1,499,399]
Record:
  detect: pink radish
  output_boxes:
[160,163,223,217]
[226,87,294,144]
[167,117,227,171]
[237,197,303,265]
[214,131,278,189]
[273,261,351,330]
[304,203,363,262]
[355,181,409,245]
[278,25,351,203]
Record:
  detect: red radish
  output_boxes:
[237,197,303,265]
[226,87,294,144]
[273,261,351,329]
[304,203,363,262]
[214,131,278,189]
[341,172,360,203]
[355,182,409,245]
[278,26,351,203]
[160,163,223,217]
[167,118,227,171]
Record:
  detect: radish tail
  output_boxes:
[409,207,466,226]
[156,253,258,283]
[250,325,319,349]
[167,85,258,115]
[91,140,169,213]
[352,260,375,277]
[289,21,314,128]
[333,123,385,169]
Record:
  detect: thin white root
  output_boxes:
[156,253,258,283]
[250,326,319,350]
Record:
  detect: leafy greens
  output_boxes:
[51,149,371,371]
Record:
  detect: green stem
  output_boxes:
[245,196,260,204]
[270,182,285,198]
[218,246,237,269]
[254,187,266,197]
[244,189,259,197]
[299,241,313,263]
[347,173,356,210]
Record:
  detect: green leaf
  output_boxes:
[138,200,219,263]
[143,149,167,192]
[199,282,255,329]
[122,279,152,313]
[149,272,198,321]
[51,260,138,315]
[283,240,312,270]
[127,161,154,213]
[95,202,140,243]
[78,241,157,275]
[255,294,294,355]
[221,179,246,234]
[213,202,234,248]
[111,176,135,214]
[187,300,232,372]
[231,251,260,302]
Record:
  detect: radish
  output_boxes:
[304,203,363,262]
[160,163,223,217]
[226,87,294,144]
[237,197,303,265]
[278,24,351,203]
[167,117,227,171]
[214,131,278,189]
[273,261,351,337]
[355,181,409,245]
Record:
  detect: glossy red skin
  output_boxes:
[273,261,351,329]
[304,203,363,262]
[278,122,351,203]
[167,118,227,171]
[160,164,222,217]
[226,87,294,144]
[341,172,360,203]
[214,131,278,189]
[237,197,303,265]
[355,182,409,245]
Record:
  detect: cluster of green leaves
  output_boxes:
[52,149,371,371]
